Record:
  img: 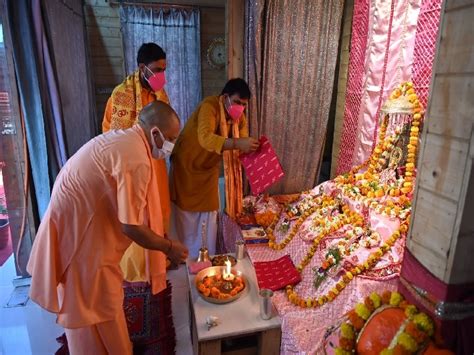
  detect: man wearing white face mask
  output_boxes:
[27,101,188,355]
[170,79,259,258]
[149,125,175,160]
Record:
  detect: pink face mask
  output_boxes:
[144,65,166,92]
[226,96,245,122]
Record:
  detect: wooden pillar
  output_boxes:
[225,0,244,79]
[0,4,37,277]
[408,0,474,284]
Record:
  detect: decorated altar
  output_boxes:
[233,83,442,354]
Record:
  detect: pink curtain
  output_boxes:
[336,0,442,175]
[245,0,344,194]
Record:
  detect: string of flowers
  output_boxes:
[313,227,373,290]
[294,205,365,273]
[267,195,338,251]
[285,219,408,308]
[260,83,424,309]
[334,290,435,355]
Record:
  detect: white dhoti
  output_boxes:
[170,203,217,258]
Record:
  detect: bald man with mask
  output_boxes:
[27,102,188,355]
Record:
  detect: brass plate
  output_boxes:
[195,266,247,304]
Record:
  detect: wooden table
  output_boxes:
[187,256,281,355]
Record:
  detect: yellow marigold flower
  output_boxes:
[355,303,371,320]
[390,292,403,306]
[334,348,351,355]
[405,305,417,319]
[369,292,382,309]
[345,271,354,280]
[341,322,355,340]
[413,313,434,336]
[397,332,418,352]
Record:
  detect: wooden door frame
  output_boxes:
[0,0,37,278]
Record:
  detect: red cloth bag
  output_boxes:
[253,255,302,291]
[240,136,284,195]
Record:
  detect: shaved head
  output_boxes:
[139,101,181,151]
[139,101,180,132]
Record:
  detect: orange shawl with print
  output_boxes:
[108,70,170,130]
[218,96,243,218]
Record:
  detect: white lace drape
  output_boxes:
[120,5,202,125]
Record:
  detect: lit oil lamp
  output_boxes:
[222,259,235,291]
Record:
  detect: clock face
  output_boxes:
[207,38,226,69]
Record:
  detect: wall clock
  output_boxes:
[206,37,226,70]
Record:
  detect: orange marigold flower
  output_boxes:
[382,290,392,304]
[364,297,375,312]
[352,316,365,331]
[348,310,365,330]
[339,337,355,351]
[393,344,412,355]
[405,322,428,344]
[399,300,410,309]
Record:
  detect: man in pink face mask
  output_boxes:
[102,43,171,133]
[170,79,259,258]
[100,43,177,348]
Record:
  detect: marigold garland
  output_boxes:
[261,83,424,309]
[335,291,435,354]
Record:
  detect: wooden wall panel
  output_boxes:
[201,7,226,98]
[417,133,469,202]
[84,0,226,123]
[408,0,474,284]
[427,76,474,140]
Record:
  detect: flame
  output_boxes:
[223,259,233,280]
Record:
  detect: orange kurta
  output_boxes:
[103,70,171,282]
[27,125,166,328]
[170,95,248,212]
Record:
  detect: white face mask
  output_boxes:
[151,127,175,159]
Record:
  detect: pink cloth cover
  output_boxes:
[253,255,302,291]
[240,136,284,196]
[337,0,442,174]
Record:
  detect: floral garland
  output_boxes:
[335,290,435,355]
[260,82,423,309]
[313,227,380,289]
[286,220,408,308]
[267,195,338,251]
[314,247,342,289]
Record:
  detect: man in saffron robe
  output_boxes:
[27,102,188,354]
[102,42,173,283]
[170,78,259,257]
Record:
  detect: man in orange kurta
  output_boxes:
[102,42,173,282]
[27,102,188,354]
[170,79,259,257]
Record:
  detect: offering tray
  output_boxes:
[195,266,247,304]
